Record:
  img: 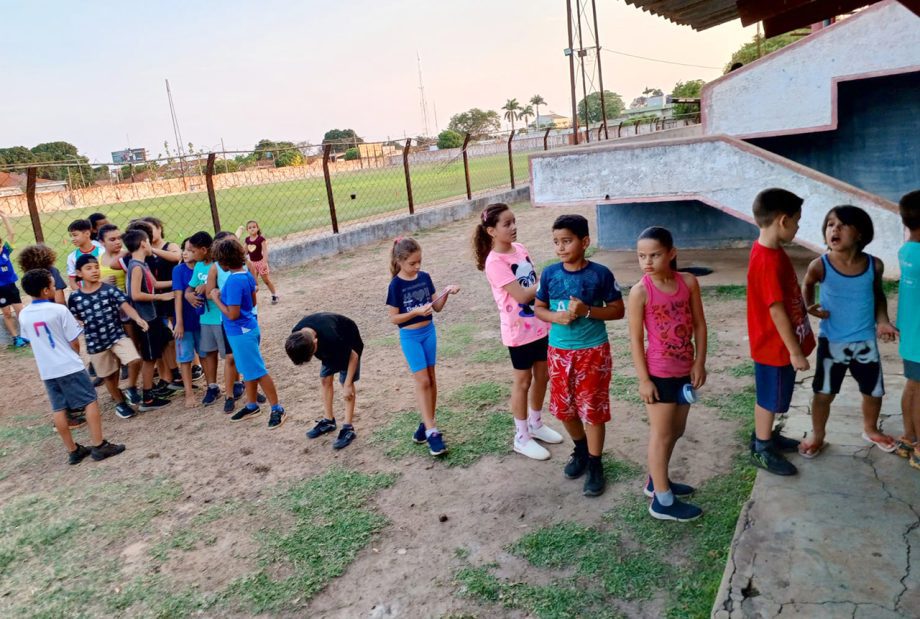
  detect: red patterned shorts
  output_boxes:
[548,342,612,425]
[249,259,270,276]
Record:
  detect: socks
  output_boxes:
[425,427,440,438]
[574,437,588,453]
[343,423,353,430]
[528,408,543,429]
[171,368,181,381]
[271,404,284,413]
[245,402,259,411]
[208,383,219,389]
[514,418,530,443]
[754,437,772,452]
[655,490,675,507]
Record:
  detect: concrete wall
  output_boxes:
[702,1,920,139]
[748,71,919,203]
[596,200,758,250]
[529,135,905,275]
[269,186,530,269]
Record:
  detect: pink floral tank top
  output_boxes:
[642,273,694,378]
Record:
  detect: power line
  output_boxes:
[601,47,722,70]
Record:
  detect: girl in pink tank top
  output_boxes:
[627,227,708,522]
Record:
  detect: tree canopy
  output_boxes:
[322,129,364,153]
[670,79,705,119]
[0,142,95,186]
[576,90,625,124]
[724,29,808,72]
[437,130,464,150]
[446,108,501,139]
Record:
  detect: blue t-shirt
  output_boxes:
[172,262,200,332]
[899,241,920,363]
[535,261,622,350]
[220,270,258,336]
[386,272,435,328]
[0,242,17,286]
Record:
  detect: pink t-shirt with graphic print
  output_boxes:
[484,243,549,347]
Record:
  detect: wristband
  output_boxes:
[586,306,592,319]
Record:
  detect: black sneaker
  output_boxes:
[583,457,606,497]
[751,446,798,476]
[151,385,174,399]
[333,425,356,450]
[202,385,221,406]
[230,404,261,422]
[67,415,87,430]
[68,444,92,465]
[191,365,204,382]
[257,392,267,404]
[223,397,236,413]
[139,396,170,412]
[114,402,136,419]
[120,365,129,380]
[649,496,703,522]
[232,381,245,400]
[306,418,337,439]
[268,407,287,429]
[166,379,185,393]
[91,440,126,461]
[92,376,105,388]
[564,443,589,479]
[750,430,800,454]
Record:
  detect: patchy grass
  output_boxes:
[883,279,899,298]
[470,341,508,364]
[0,423,55,458]
[610,373,642,405]
[729,361,755,377]
[439,323,478,358]
[367,333,398,348]
[701,285,746,301]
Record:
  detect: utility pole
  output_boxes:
[575,0,590,142]
[417,51,430,138]
[590,0,608,139]
[165,79,187,177]
[565,0,579,144]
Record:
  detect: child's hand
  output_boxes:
[638,379,659,404]
[877,321,898,343]
[173,323,183,339]
[791,352,810,371]
[568,296,588,318]
[103,275,117,286]
[208,289,221,302]
[342,381,356,402]
[135,318,149,332]
[158,292,173,302]
[807,303,830,319]
[446,284,461,295]
[691,362,707,389]
[185,290,202,307]
[413,303,433,317]
[555,311,573,326]
[194,284,207,295]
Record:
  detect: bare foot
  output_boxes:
[185,395,197,408]
[799,437,827,459]
[862,430,896,450]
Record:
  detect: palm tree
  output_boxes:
[518,105,535,131]
[529,95,546,127]
[502,98,521,132]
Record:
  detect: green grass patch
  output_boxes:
[729,361,755,377]
[439,323,477,358]
[470,341,508,364]
[0,423,55,458]
[706,384,756,422]
[701,285,746,301]
[883,279,899,298]
[610,373,642,405]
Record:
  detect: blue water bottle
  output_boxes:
[681,383,698,405]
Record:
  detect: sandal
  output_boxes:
[799,439,828,460]
[895,437,917,459]
[861,432,897,453]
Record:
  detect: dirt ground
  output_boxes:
[0,202,826,618]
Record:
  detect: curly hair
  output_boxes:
[17,243,57,272]
[211,237,247,270]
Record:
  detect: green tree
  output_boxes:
[30,142,95,186]
[724,29,808,72]
[273,149,304,167]
[576,90,625,124]
[446,108,501,139]
[642,87,664,96]
[0,146,36,166]
[213,159,240,174]
[529,95,546,126]
[670,79,705,119]
[322,129,363,153]
[437,130,464,149]
[344,147,359,161]
[518,105,534,130]
[501,98,521,132]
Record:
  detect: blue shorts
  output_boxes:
[226,326,267,381]
[176,330,202,364]
[44,370,97,412]
[399,321,437,373]
[320,357,362,384]
[905,359,920,382]
[754,362,796,414]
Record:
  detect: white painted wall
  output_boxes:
[702,1,920,138]
[529,136,905,275]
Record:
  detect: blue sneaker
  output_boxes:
[223,397,235,414]
[332,425,356,450]
[267,406,286,429]
[427,432,448,456]
[124,387,141,406]
[257,392,267,404]
[306,418,336,439]
[412,423,427,444]
[232,381,245,400]
[643,476,695,499]
[649,496,703,522]
[202,385,221,406]
[11,336,29,348]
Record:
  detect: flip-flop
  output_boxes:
[861,432,898,453]
[798,440,828,459]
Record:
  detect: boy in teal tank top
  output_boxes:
[799,206,897,458]
[896,191,920,468]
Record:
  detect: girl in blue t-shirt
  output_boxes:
[385,237,459,456]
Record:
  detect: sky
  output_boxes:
[1,0,755,163]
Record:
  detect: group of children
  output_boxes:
[5,186,919,523]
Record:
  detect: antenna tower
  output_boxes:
[565,0,608,144]
[417,52,431,138]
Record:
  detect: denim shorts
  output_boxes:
[320,357,362,384]
[226,326,267,381]
[176,330,202,364]
[399,321,437,373]
[44,370,97,412]
[754,362,796,414]
[905,359,920,382]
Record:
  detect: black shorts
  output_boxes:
[508,336,549,371]
[649,375,693,405]
[137,317,174,361]
[0,283,21,308]
[812,337,884,397]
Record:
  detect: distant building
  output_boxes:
[531,113,572,130]
[0,171,66,196]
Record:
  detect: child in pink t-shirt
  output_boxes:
[474,203,563,460]
[627,227,707,522]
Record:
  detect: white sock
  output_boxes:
[655,490,675,507]
[514,418,530,443]
[528,408,543,429]
[425,427,439,438]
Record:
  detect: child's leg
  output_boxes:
[180,362,195,406]
[511,368,532,421]
[427,366,437,422]
[103,373,126,403]
[668,404,691,461]
[127,359,140,389]
[224,354,238,397]
[562,419,586,441]
[53,409,77,451]
[83,400,104,445]
[647,402,679,493]
[202,351,218,385]
[321,375,335,420]
[261,272,277,295]
[529,361,549,414]
[343,379,356,426]
[809,393,835,446]
[141,360,156,390]
[584,422,605,457]
[904,379,920,441]
[164,340,178,373]
[861,395,886,439]
[255,374,278,406]
[413,369,436,429]
[1,305,17,337]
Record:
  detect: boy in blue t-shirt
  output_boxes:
[535,214,625,497]
[896,190,920,469]
[173,238,203,408]
[0,211,28,347]
[208,237,286,428]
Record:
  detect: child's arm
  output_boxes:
[626,282,658,404]
[432,285,460,312]
[803,258,828,318]
[502,279,538,304]
[208,288,240,320]
[235,225,246,239]
[769,302,809,370]
[173,291,185,338]
[341,350,360,402]
[204,264,218,296]
[119,301,149,332]
[534,298,574,325]
[873,258,897,342]
[0,211,13,245]
[568,296,625,321]
[151,244,182,263]
[684,273,708,389]
[129,265,173,302]
[388,304,432,325]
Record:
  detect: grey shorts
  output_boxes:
[44,370,97,412]
[199,323,228,358]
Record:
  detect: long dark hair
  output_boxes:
[638,226,677,271]
[473,203,510,271]
[390,237,421,276]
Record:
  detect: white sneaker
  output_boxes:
[529,423,563,444]
[514,436,551,460]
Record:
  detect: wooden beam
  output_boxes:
[738,0,815,27]
[763,0,876,37]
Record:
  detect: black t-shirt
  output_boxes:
[67,283,129,354]
[292,313,363,373]
[148,242,178,318]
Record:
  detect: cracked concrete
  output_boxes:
[713,372,919,618]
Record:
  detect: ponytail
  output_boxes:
[637,226,678,271]
[390,236,421,276]
[473,203,510,271]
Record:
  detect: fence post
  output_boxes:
[322,145,339,234]
[205,154,221,233]
[25,167,44,243]
[506,132,516,189]
[543,128,551,151]
[403,138,414,215]
[617,121,623,138]
[461,133,472,200]
[597,126,603,141]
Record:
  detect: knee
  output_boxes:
[415,373,432,391]
[513,373,532,392]
[321,376,334,389]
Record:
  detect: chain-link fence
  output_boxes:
[0,114,699,272]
